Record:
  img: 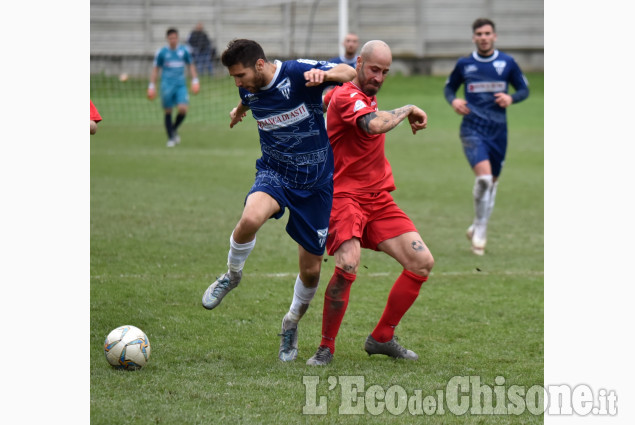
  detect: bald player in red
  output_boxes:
[307,40,434,365]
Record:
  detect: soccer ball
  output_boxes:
[104,325,151,370]
[119,73,129,82]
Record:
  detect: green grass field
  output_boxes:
[90,72,544,424]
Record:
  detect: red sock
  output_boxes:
[371,270,427,343]
[319,267,356,354]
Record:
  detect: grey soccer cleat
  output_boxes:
[202,270,242,310]
[278,314,298,362]
[364,334,418,360]
[306,346,334,366]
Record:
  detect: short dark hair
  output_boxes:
[166,28,178,37]
[472,18,495,33]
[221,39,267,69]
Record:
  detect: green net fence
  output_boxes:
[90,73,238,126]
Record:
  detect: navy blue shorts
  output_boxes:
[459,120,508,177]
[247,170,333,256]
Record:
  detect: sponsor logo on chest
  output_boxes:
[467,81,506,93]
[257,103,310,131]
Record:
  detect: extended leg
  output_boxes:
[202,191,279,310]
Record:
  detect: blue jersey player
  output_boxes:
[148,28,200,147]
[201,39,356,362]
[444,18,529,255]
[327,33,360,68]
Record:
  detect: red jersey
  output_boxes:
[90,100,102,122]
[325,82,395,195]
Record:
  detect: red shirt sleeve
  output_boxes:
[90,100,102,123]
[331,86,377,130]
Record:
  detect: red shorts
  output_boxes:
[326,191,417,255]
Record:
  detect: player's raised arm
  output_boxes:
[358,105,427,135]
[304,63,356,87]
[325,63,357,84]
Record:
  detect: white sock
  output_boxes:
[227,231,256,273]
[484,180,499,222]
[473,175,493,225]
[472,175,493,241]
[287,275,318,323]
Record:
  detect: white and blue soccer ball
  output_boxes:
[104,325,151,370]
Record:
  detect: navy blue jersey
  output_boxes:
[239,59,337,189]
[444,50,529,125]
[327,55,358,68]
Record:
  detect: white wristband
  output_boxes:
[148,83,155,89]
[192,78,199,84]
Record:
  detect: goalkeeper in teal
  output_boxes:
[148,28,200,147]
[444,18,529,256]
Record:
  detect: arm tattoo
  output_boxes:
[358,105,414,134]
[411,240,425,252]
[359,112,377,133]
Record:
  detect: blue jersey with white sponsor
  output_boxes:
[444,50,529,126]
[239,59,337,189]
[153,45,192,87]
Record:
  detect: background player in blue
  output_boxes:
[201,39,356,362]
[327,33,360,68]
[147,28,200,147]
[444,18,529,256]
